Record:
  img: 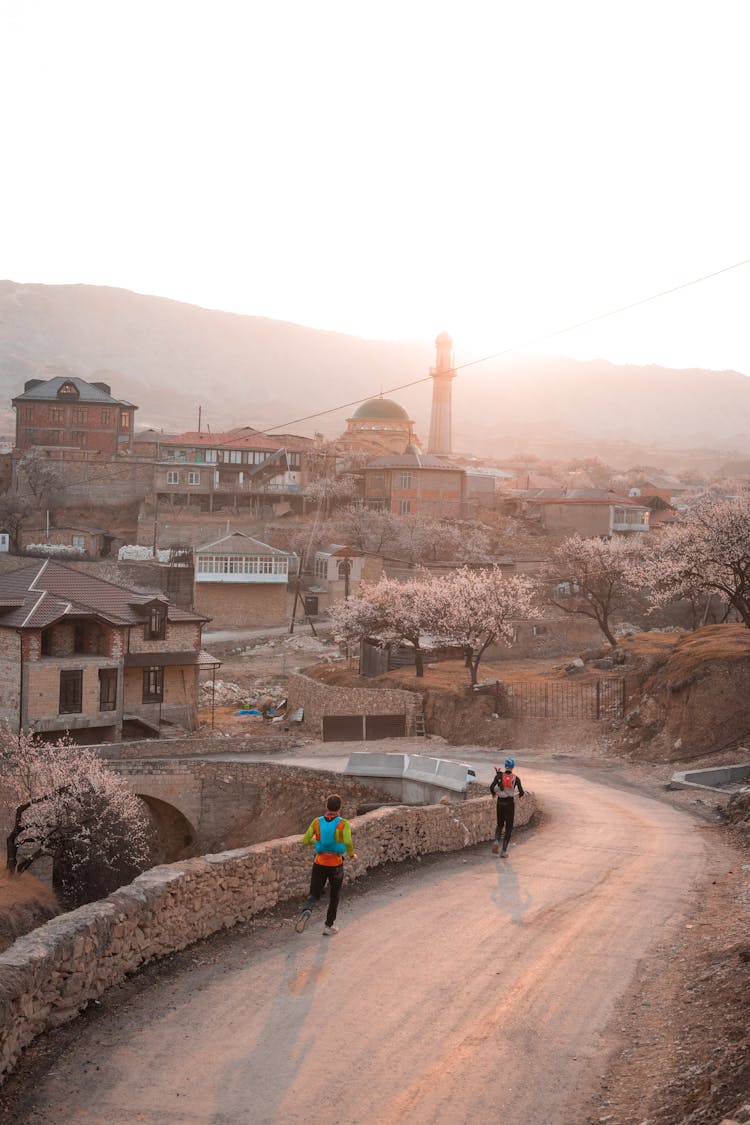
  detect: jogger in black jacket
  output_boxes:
[490,757,524,857]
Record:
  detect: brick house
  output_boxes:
[12,377,137,460]
[193,532,291,628]
[358,445,467,518]
[0,561,216,741]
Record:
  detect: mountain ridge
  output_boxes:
[1,281,748,469]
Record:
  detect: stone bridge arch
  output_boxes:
[110,765,202,864]
[136,793,198,863]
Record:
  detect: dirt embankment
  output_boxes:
[0,873,59,954]
[617,625,750,761]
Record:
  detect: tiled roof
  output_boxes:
[13,377,136,407]
[0,561,206,630]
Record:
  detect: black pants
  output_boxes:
[495,799,515,848]
[304,862,344,927]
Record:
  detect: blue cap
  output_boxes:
[504,758,515,769]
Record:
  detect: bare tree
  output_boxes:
[16,454,64,509]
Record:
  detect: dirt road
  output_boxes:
[5,766,719,1125]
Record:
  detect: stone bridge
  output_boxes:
[108,757,399,864]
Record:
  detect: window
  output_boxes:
[398,499,412,515]
[145,604,167,640]
[314,555,328,580]
[288,452,301,469]
[120,411,131,429]
[188,471,200,485]
[399,472,413,489]
[72,431,87,446]
[59,669,83,714]
[49,407,63,424]
[205,449,218,462]
[229,450,242,464]
[166,470,179,485]
[41,629,52,656]
[73,408,88,424]
[99,668,117,711]
[23,406,33,422]
[101,409,111,425]
[142,666,163,702]
[71,535,85,550]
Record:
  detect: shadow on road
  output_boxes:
[490,856,532,924]
[212,933,333,1124]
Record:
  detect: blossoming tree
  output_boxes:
[437,566,539,685]
[330,575,444,676]
[541,533,642,646]
[0,728,151,908]
[634,494,750,627]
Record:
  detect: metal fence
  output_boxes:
[499,679,627,721]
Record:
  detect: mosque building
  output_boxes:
[339,397,420,456]
[337,333,457,459]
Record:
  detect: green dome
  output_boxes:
[352,397,409,421]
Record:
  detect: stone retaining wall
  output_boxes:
[0,790,535,1081]
[96,732,297,761]
[287,672,421,737]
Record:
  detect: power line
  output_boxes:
[252,255,750,436]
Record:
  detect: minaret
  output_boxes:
[427,331,456,454]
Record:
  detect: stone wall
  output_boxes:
[95,732,298,760]
[0,789,536,1081]
[287,672,421,737]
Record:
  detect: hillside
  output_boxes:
[2,280,750,467]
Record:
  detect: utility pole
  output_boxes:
[197,405,202,434]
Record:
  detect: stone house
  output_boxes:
[0,560,215,741]
[193,531,291,628]
[301,545,383,615]
[19,524,118,559]
[503,489,650,537]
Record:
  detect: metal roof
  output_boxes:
[195,532,288,556]
[13,377,136,407]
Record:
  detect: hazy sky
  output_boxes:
[2,0,750,375]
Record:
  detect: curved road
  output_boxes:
[12,768,709,1125]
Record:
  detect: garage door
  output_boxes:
[322,715,365,741]
[365,715,406,740]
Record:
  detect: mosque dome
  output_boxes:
[352,397,410,421]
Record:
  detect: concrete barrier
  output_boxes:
[671,757,750,794]
[344,751,477,803]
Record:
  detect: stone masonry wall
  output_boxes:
[0,790,535,1081]
[287,672,421,737]
[95,733,298,760]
